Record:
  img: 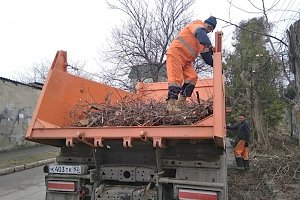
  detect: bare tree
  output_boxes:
[14,59,90,84]
[67,60,95,80]
[14,60,51,84]
[100,0,194,90]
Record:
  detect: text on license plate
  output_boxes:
[48,165,82,174]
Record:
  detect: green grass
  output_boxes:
[0,151,59,169]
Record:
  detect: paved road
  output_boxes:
[0,166,45,200]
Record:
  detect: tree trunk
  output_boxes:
[288,20,300,145]
[293,105,300,146]
[244,75,256,146]
[252,61,269,149]
[151,72,159,82]
[252,89,269,148]
[240,69,269,149]
[150,65,161,82]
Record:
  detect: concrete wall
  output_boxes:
[0,78,41,151]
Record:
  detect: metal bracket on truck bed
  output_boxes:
[123,137,133,147]
[153,137,163,148]
[66,137,74,147]
[94,137,104,147]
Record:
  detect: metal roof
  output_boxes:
[0,77,43,90]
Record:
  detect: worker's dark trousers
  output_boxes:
[234,140,249,169]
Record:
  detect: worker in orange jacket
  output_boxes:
[166,16,217,111]
[227,114,251,170]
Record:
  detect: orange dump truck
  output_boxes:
[26,32,227,200]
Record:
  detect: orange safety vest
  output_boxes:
[167,20,208,62]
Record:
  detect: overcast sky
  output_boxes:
[0,0,299,80]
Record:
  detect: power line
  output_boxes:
[275,0,296,25]
[283,6,300,30]
[267,0,299,40]
[269,0,282,10]
[247,0,262,11]
[273,0,289,20]
[67,65,103,79]
[275,2,299,38]
[226,0,263,14]
[216,17,288,47]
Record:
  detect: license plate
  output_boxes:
[48,165,82,174]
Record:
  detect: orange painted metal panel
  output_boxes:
[26,32,226,149]
[26,51,135,138]
[32,69,134,127]
[212,32,226,147]
[30,126,214,139]
[30,125,213,148]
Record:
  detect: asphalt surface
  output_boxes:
[0,145,59,199]
[0,145,59,176]
[0,166,45,200]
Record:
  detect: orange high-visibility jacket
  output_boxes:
[167,20,208,62]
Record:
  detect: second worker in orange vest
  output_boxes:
[166,16,217,112]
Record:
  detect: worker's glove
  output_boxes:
[226,123,231,129]
[209,46,215,55]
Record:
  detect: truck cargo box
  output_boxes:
[28,32,228,200]
[26,32,226,149]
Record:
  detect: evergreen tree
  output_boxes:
[224,17,284,149]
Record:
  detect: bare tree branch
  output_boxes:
[100,0,194,90]
[14,59,89,83]
[216,17,288,46]
[226,0,264,14]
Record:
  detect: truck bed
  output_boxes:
[26,36,225,149]
[32,32,228,200]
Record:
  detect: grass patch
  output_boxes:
[0,151,59,169]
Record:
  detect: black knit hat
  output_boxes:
[204,16,217,29]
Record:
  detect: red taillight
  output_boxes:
[47,181,76,192]
[178,189,218,200]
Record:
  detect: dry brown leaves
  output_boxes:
[228,135,300,200]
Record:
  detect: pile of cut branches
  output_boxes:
[72,99,213,127]
[228,135,300,200]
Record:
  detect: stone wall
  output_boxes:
[0,78,41,151]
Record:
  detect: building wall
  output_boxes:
[0,79,41,151]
